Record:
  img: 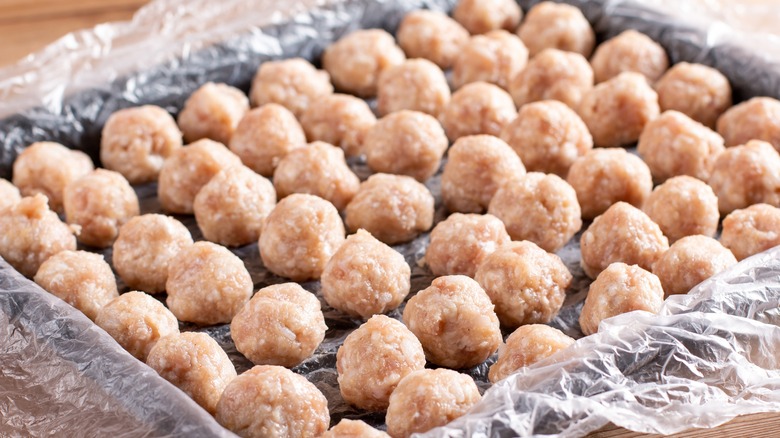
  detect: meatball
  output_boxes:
[63,169,140,248]
[655,62,732,129]
[580,202,669,279]
[177,82,249,145]
[216,365,329,438]
[112,214,193,294]
[0,178,20,211]
[259,194,345,281]
[231,283,326,368]
[336,315,426,411]
[249,58,333,117]
[193,165,276,247]
[442,135,525,213]
[509,48,594,109]
[717,97,780,150]
[452,30,528,91]
[426,213,510,278]
[33,250,117,321]
[322,419,389,438]
[377,58,450,117]
[590,30,669,83]
[653,235,737,295]
[577,72,660,148]
[322,29,405,98]
[100,105,183,184]
[166,241,252,325]
[344,174,434,245]
[721,204,780,261]
[300,93,377,157]
[708,140,780,214]
[95,291,179,361]
[453,0,522,35]
[440,82,516,142]
[396,10,469,69]
[517,1,595,57]
[643,176,719,243]
[488,324,575,383]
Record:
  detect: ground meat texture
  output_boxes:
[396,10,469,69]
[344,174,434,245]
[12,142,93,213]
[655,62,732,129]
[100,105,183,184]
[577,72,660,148]
[643,176,719,243]
[147,332,237,415]
[580,202,669,279]
[112,214,193,294]
[322,419,389,438]
[377,58,450,117]
[177,82,249,145]
[259,194,345,281]
[231,283,326,368]
[33,250,117,321]
[517,1,595,57]
[708,140,780,214]
[249,58,333,118]
[590,30,669,83]
[336,314,426,411]
[0,178,20,211]
[653,235,737,296]
[509,48,594,110]
[166,241,252,325]
[716,97,780,150]
[488,325,574,383]
[453,0,522,35]
[440,82,516,142]
[95,291,179,361]
[426,213,510,278]
[721,204,780,261]
[300,93,377,157]
[452,30,528,91]
[63,169,139,248]
[193,165,276,247]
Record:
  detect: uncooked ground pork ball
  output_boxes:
[321,229,411,319]
[300,93,377,157]
[579,263,664,335]
[100,105,183,184]
[452,30,528,91]
[440,82,516,141]
[653,235,737,296]
[337,315,425,411]
[177,82,249,145]
[322,419,389,438]
[34,250,117,321]
[259,194,345,281]
[0,178,20,211]
[453,0,522,35]
[396,10,469,69]
[656,62,732,129]
[717,97,780,150]
[509,48,594,110]
[488,324,575,383]
[231,283,326,368]
[580,202,669,279]
[517,1,595,57]
[709,140,780,214]
[377,58,450,117]
[590,30,669,83]
[426,213,510,278]
[249,58,334,117]
[216,365,329,438]
[721,204,780,261]
[643,176,719,243]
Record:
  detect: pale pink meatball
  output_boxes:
[273,141,360,211]
[345,174,434,245]
[215,365,329,438]
[590,30,669,83]
[440,82,516,142]
[426,213,510,278]
[63,169,139,248]
[656,62,732,129]
[194,165,276,247]
[517,2,595,57]
[386,369,481,438]
[177,82,249,145]
[0,178,20,211]
[300,93,377,157]
[377,58,450,117]
[166,241,253,325]
[580,202,669,279]
[259,194,345,281]
[509,49,594,109]
[721,204,780,261]
[579,263,664,335]
[34,250,118,321]
[488,324,574,383]
[396,10,469,69]
[95,291,179,361]
[453,0,522,35]
[231,283,326,368]
[249,58,334,117]
[643,176,719,243]
[452,30,528,90]
[336,315,426,411]
[322,419,389,438]
[100,105,183,184]
[708,140,780,214]
[653,235,737,295]
[717,97,780,150]
[322,29,406,98]
[577,72,660,148]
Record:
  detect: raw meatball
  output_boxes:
[452,30,528,90]
[112,214,193,294]
[345,174,434,245]
[426,213,510,278]
[100,105,183,184]
[500,99,593,177]
[95,291,179,361]
[0,194,77,278]
[63,169,140,248]
[12,142,93,212]
[34,250,117,321]
[643,176,719,243]
[519,1,595,57]
[453,0,522,35]
[273,141,360,211]
[166,241,252,325]
[653,235,737,295]
[509,48,594,109]
[249,58,334,117]
[0,178,20,211]
[228,103,307,177]
[579,263,664,335]
[721,204,780,261]
[577,72,660,148]
[440,82,516,141]
[590,30,669,83]
[488,324,575,383]
[147,332,237,415]
[322,419,389,438]
[442,135,525,213]
[336,315,426,411]
[300,93,377,157]
[321,229,410,319]
[215,365,329,438]
[637,110,725,182]
[566,148,653,219]
[386,369,481,438]
[259,194,345,281]
[717,97,780,150]
[377,58,450,117]
[157,138,242,214]
[194,165,276,247]
[708,140,780,214]
[656,62,732,129]
[364,110,448,182]
[231,283,326,368]
[580,202,669,279]
[396,10,469,69]
[177,82,249,145]
[322,29,406,98]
